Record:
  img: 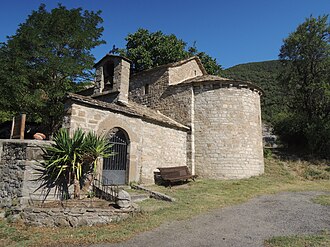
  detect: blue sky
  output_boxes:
[0,0,329,68]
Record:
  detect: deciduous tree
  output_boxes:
[277,15,330,157]
[119,28,222,75]
[0,4,105,133]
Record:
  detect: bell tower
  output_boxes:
[93,54,131,103]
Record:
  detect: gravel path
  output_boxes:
[92,191,330,247]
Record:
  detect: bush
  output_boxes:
[274,112,330,159]
[264,148,273,159]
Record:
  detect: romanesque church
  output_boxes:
[65,54,264,185]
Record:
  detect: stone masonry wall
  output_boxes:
[194,84,264,179]
[154,85,193,126]
[168,59,203,85]
[129,63,196,126]
[67,102,187,184]
[129,66,196,173]
[129,63,196,127]
[21,206,135,227]
[0,140,51,207]
[153,85,195,172]
[139,121,187,181]
[129,67,169,107]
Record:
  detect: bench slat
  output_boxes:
[157,166,197,186]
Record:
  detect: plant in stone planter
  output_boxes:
[81,131,114,195]
[37,128,113,200]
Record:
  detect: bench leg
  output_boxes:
[165,181,171,188]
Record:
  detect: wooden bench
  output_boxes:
[156,166,197,187]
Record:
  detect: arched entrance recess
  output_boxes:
[103,128,130,185]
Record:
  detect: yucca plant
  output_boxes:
[81,131,113,195]
[38,128,113,199]
[83,131,113,172]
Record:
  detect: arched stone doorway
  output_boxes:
[103,128,130,185]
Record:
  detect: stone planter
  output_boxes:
[19,205,139,227]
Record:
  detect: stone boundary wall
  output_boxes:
[20,206,137,227]
[194,85,264,179]
[0,140,51,207]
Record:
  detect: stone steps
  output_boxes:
[130,193,150,202]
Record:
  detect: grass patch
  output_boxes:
[1,156,330,247]
[265,232,330,247]
[313,195,330,206]
[0,220,30,247]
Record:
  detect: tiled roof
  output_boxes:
[67,93,190,131]
[93,54,132,68]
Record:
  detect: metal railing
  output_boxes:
[93,174,119,202]
[26,175,119,207]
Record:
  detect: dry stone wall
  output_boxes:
[20,206,136,227]
[67,102,187,184]
[194,84,264,179]
[0,140,51,207]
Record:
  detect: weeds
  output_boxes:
[1,156,330,247]
[313,195,330,206]
[265,231,330,247]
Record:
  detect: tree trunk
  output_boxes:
[73,175,80,199]
[81,173,94,198]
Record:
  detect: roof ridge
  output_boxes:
[175,75,264,94]
[131,56,207,76]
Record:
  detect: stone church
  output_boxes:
[64,54,264,185]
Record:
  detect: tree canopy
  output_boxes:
[223,60,285,123]
[279,15,330,121]
[119,28,222,75]
[0,4,105,134]
[224,16,330,158]
[276,15,330,157]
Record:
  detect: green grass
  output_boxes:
[0,156,330,247]
[312,195,330,206]
[265,232,330,247]
[0,220,30,247]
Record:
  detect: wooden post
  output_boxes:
[10,113,26,140]
[20,114,26,140]
[10,116,15,139]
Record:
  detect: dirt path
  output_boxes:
[91,191,330,247]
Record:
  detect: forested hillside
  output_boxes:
[223,60,285,123]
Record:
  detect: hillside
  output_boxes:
[223,60,286,123]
